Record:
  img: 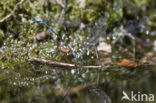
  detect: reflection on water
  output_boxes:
[0,63,156,103]
[61,65,156,103]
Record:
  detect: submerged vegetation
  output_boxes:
[0,0,156,103]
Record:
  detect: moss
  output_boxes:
[0,29,4,47]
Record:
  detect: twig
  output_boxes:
[0,0,25,23]
[29,56,156,69]
[29,57,104,69]
[55,0,64,8]
[29,57,75,67]
[61,0,67,32]
[117,0,120,29]
[56,0,67,33]
[94,45,104,67]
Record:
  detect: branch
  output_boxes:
[29,57,75,67]
[29,57,104,69]
[0,0,25,23]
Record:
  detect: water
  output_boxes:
[0,64,156,103]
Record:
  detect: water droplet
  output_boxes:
[82,73,86,78]
[146,30,149,35]
[13,82,16,85]
[52,76,56,79]
[71,69,76,74]
[153,40,156,51]
[106,72,109,75]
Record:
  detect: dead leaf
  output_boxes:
[137,44,142,49]
[92,50,105,55]
[60,45,73,56]
[117,59,139,68]
[97,42,111,53]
